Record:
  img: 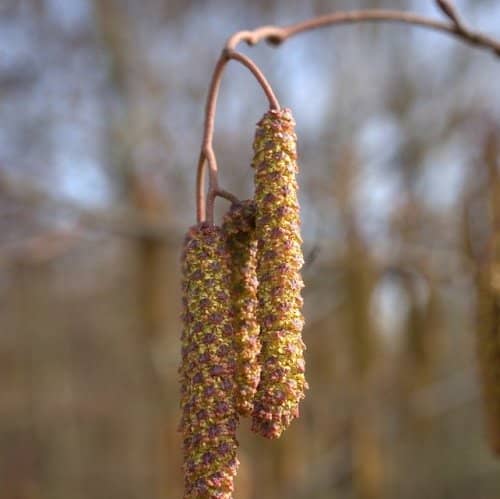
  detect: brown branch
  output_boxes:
[205,188,242,225]
[196,53,226,223]
[196,50,278,224]
[225,7,500,55]
[195,150,207,223]
[435,0,467,33]
[198,2,500,223]
[214,188,240,205]
[226,50,279,110]
[0,171,178,249]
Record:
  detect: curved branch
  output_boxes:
[196,50,279,223]
[226,50,279,110]
[435,0,467,32]
[198,2,500,222]
[195,151,207,223]
[205,188,241,226]
[196,54,227,223]
[226,8,500,56]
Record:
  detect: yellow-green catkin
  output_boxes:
[179,223,239,498]
[222,200,261,417]
[476,233,500,455]
[251,108,307,439]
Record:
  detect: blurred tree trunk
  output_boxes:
[472,125,500,455]
[335,149,386,499]
[94,1,185,496]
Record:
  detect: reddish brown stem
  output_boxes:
[195,151,207,223]
[196,54,227,223]
[196,50,279,223]
[198,2,500,223]
[225,8,500,55]
[205,189,241,225]
[226,50,279,110]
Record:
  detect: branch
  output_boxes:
[0,171,178,253]
[197,2,500,223]
[435,0,467,33]
[226,49,279,110]
[196,50,278,224]
[225,7,500,55]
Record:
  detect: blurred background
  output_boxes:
[2,0,500,498]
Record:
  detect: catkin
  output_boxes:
[179,223,239,498]
[476,233,500,455]
[251,108,308,439]
[222,200,261,417]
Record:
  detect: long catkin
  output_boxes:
[476,233,500,455]
[251,108,308,439]
[222,200,261,417]
[179,223,239,498]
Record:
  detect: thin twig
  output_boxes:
[198,2,500,223]
[196,54,227,223]
[0,171,178,246]
[195,150,207,223]
[196,50,278,223]
[435,0,468,33]
[215,188,241,205]
[225,8,500,55]
[205,188,242,225]
[226,50,279,110]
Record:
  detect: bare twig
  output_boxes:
[225,50,279,110]
[196,50,278,223]
[226,7,500,55]
[435,0,468,33]
[197,2,500,223]
[0,171,178,248]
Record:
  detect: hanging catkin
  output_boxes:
[251,108,308,439]
[179,223,239,498]
[476,232,500,455]
[222,200,261,417]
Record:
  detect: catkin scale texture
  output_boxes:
[222,201,261,417]
[251,108,307,439]
[476,234,500,455]
[179,223,239,498]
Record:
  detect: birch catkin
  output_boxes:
[476,233,500,455]
[251,108,308,439]
[179,223,239,498]
[222,200,261,417]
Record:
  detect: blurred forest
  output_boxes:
[2,0,500,498]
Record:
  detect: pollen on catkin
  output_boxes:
[250,108,308,439]
[222,200,261,417]
[476,233,500,455]
[179,223,239,498]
